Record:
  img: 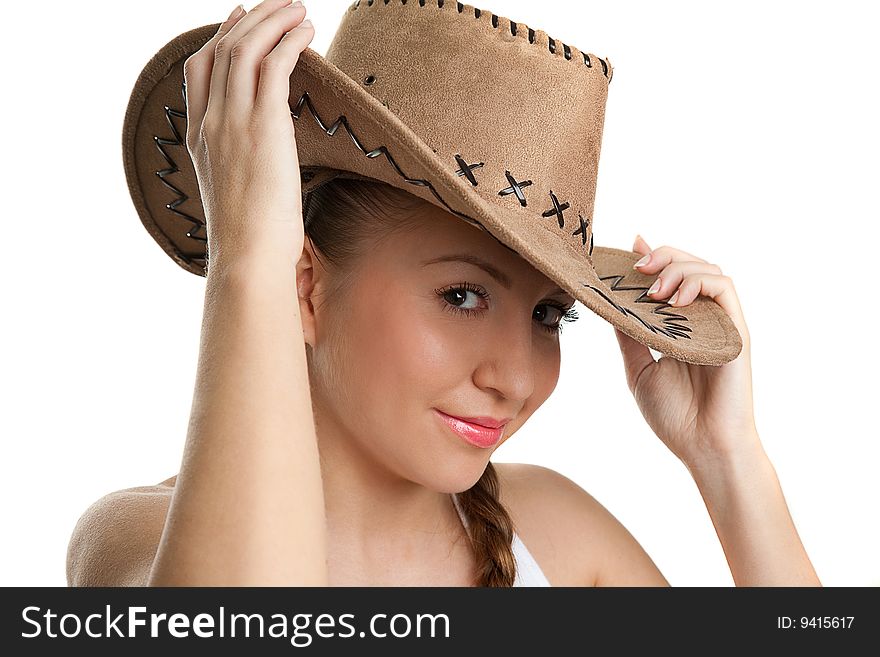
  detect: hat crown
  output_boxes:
[321,0,612,261]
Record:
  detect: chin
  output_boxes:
[413,447,492,494]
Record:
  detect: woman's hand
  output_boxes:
[613,235,760,467]
[182,0,314,269]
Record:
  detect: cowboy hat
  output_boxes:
[122,0,742,365]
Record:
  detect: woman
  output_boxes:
[67,0,821,587]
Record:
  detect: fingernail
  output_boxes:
[227,4,244,20]
[301,18,313,28]
[647,278,661,295]
[668,290,680,305]
[292,0,304,7]
[634,253,651,269]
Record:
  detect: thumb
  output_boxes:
[614,327,656,394]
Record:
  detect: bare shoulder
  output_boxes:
[494,462,669,587]
[66,475,178,587]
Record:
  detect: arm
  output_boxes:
[685,437,822,586]
[148,254,328,586]
[615,238,820,586]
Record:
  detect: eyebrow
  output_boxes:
[421,254,570,297]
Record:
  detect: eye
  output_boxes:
[534,302,580,334]
[435,281,489,318]
[434,282,580,334]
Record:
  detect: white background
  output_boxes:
[1,0,877,586]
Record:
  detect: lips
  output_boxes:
[434,409,509,449]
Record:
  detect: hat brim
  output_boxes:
[122,23,741,366]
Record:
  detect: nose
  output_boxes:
[471,314,536,402]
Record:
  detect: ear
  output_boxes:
[295,239,319,349]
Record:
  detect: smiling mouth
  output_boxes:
[433,409,505,449]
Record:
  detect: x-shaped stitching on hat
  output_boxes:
[453,154,484,186]
[572,214,591,248]
[541,190,570,229]
[498,170,533,207]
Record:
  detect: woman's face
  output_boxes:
[305,205,576,491]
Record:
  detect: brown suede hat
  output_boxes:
[122,0,742,366]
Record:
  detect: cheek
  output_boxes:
[351,299,453,400]
[532,346,562,409]
[341,296,468,474]
[542,349,562,391]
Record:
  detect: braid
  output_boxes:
[457,462,517,587]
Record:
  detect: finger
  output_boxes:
[255,18,314,114]
[644,260,723,301]
[227,4,310,115]
[183,5,246,145]
[633,234,653,255]
[633,244,711,273]
[665,273,750,345]
[614,327,656,394]
[206,0,291,121]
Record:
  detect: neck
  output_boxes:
[312,400,465,558]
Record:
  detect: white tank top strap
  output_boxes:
[510,532,551,587]
[451,492,551,587]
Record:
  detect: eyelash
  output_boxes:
[434,281,580,335]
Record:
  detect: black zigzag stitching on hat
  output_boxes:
[582,275,693,340]
[351,0,612,82]
[152,79,523,274]
[153,92,207,245]
[289,90,520,255]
